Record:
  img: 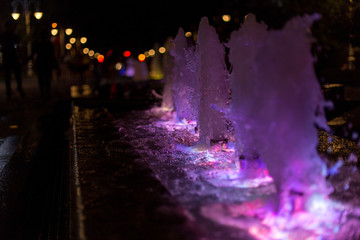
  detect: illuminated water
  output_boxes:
[196,17,229,145]
[120,13,360,240]
[116,111,360,239]
[229,11,333,220]
[170,27,197,122]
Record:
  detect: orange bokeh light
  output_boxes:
[97,54,105,63]
[138,54,146,62]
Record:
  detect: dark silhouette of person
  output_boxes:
[31,29,57,98]
[0,21,25,100]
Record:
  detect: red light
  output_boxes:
[123,51,131,57]
[97,54,104,63]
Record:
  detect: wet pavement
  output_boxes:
[0,75,71,239]
[0,136,19,174]
[0,75,204,240]
[70,101,201,240]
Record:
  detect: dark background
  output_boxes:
[0,0,359,72]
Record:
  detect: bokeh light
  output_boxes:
[83,48,89,55]
[222,14,231,22]
[65,28,73,35]
[123,50,131,57]
[115,62,123,71]
[11,13,20,20]
[80,37,87,44]
[159,47,166,54]
[138,53,146,62]
[148,49,155,57]
[97,54,104,63]
[34,12,43,20]
[51,29,58,36]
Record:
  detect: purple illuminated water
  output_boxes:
[228,14,267,163]
[170,28,197,122]
[230,13,332,214]
[196,17,230,146]
[130,13,360,240]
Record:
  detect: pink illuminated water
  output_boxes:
[170,28,197,122]
[118,111,360,239]
[119,13,360,240]
[196,17,229,145]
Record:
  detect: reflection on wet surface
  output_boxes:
[71,104,202,239]
[70,84,95,98]
[0,136,19,175]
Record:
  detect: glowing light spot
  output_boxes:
[115,62,122,71]
[222,14,231,22]
[159,47,166,53]
[51,29,58,36]
[88,50,94,57]
[97,54,104,63]
[80,37,87,44]
[51,23,57,28]
[144,51,150,57]
[34,12,43,20]
[65,43,72,50]
[9,125,18,129]
[94,52,100,59]
[83,48,89,55]
[185,31,192,38]
[65,28,73,35]
[11,13,20,20]
[138,53,146,62]
[123,50,131,57]
[69,37,76,44]
[148,49,155,57]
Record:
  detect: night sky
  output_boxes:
[40,0,239,54]
[0,0,257,56]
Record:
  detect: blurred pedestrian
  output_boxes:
[0,21,25,100]
[31,29,57,98]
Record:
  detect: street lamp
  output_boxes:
[12,0,43,20]
[34,11,43,20]
[11,12,20,20]
[11,0,43,76]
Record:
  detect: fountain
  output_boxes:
[195,17,230,146]
[201,13,351,239]
[170,28,197,122]
[164,17,229,145]
[229,13,332,210]
[228,14,267,168]
[125,12,360,240]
